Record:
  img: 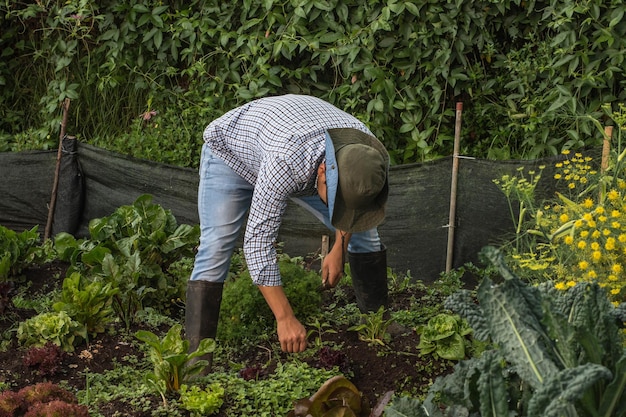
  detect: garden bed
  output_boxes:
[0,260,456,416]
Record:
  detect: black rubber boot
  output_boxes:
[185,280,223,375]
[348,247,388,313]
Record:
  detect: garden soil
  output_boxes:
[0,261,453,416]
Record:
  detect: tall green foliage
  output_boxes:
[1,0,625,163]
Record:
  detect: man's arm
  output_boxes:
[257,285,307,353]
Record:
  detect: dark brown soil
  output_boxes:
[0,261,454,416]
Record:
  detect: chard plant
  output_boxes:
[0,225,48,281]
[348,306,393,347]
[386,246,626,417]
[52,271,118,337]
[135,324,216,405]
[55,194,199,323]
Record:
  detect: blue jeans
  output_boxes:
[190,143,383,283]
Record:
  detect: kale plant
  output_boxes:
[386,246,626,417]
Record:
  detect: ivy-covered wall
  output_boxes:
[1,0,625,165]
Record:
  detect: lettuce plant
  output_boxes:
[0,382,89,417]
[17,311,83,352]
[386,246,626,417]
[416,313,472,360]
[287,375,370,417]
[179,383,224,416]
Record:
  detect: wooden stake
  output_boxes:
[446,102,463,272]
[321,234,329,258]
[601,125,613,173]
[44,98,71,240]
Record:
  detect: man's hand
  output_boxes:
[258,285,307,353]
[321,230,352,289]
[321,247,344,289]
[276,315,307,353]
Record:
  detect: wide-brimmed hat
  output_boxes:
[325,128,389,233]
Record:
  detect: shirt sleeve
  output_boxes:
[243,155,302,286]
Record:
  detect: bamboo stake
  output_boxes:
[601,125,613,173]
[446,102,463,272]
[44,98,71,240]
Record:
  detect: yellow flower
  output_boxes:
[559,213,569,223]
[611,288,620,295]
[612,210,621,217]
[608,275,618,281]
[555,282,567,290]
[618,179,626,189]
[568,183,575,189]
[577,240,587,249]
[591,242,600,250]
[619,234,626,243]
[592,251,602,262]
[574,219,583,227]
[605,237,616,251]
[588,220,597,228]
[554,174,562,180]
[583,212,593,221]
[608,189,620,201]
[581,230,590,238]
[562,150,570,155]
[612,263,622,274]
[603,229,611,236]
[564,235,574,245]
[566,280,576,287]
[599,216,607,223]
[583,199,594,209]
[592,230,601,239]
[588,270,597,279]
[612,222,621,229]
[579,260,589,270]
[595,206,605,215]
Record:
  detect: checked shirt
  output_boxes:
[202,94,372,286]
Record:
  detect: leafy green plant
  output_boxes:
[348,306,393,347]
[179,383,224,416]
[55,194,199,323]
[135,324,216,404]
[207,361,339,417]
[386,246,626,417]
[17,311,83,352]
[306,317,337,349]
[52,271,118,338]
[415,313,472,361]
[218,254,322,344]
[0,225,47,281]
[287,375,370,417]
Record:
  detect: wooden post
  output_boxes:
[601,125,613,173]
[446,102,463,272]
[44,98,71,240]
[321,235,329,258]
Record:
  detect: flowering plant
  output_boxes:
[494,105,626,306]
